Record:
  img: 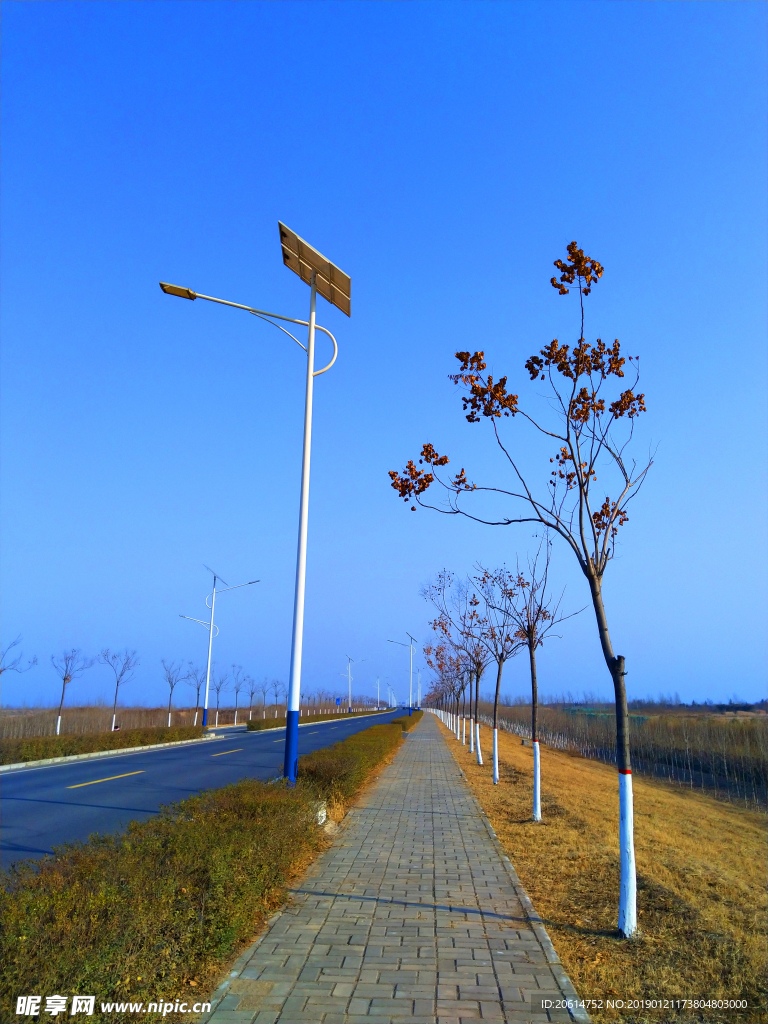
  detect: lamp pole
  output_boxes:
[387,633,417,716]
[160,222,349,782]
[180,568,258,727]
[343,656,364,713]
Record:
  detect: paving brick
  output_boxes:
[199,714,587,1024]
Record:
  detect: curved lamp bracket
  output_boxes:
[178,290,339,378]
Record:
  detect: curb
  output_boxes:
[0,734,219,773]
[435,716,592,1024]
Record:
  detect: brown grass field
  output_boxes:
[436,718,767,1024]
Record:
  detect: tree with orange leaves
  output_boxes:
[389,242,651,938]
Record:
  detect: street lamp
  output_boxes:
[342,656,364,713]
[180,566,259,727]
[161,223,350,782]
[387,633,417,716]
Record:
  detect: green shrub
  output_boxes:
[0,779,319,1023]
[247,717,288,731]
[390,709,423,732]
[0,718,406,1022]
[0,725,204,765]
[299,722,403,802]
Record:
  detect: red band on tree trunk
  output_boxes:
[618,768,632,775]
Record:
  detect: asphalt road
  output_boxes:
[0,710,406,868]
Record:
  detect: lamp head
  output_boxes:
[159,282,197,300]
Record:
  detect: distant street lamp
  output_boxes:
[180,566,258,726]
[161,224,350,782]
[387,633,417,716]
[342,655,365,713]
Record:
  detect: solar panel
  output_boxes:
[278,222,351,317]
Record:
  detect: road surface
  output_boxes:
[1,710,406,868]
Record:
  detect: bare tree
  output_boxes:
[161,659,185,728]
[389,241,650,936]
[258,677,269,719]
[422,573,492,764]
[471,567,525,784]
[98,649,139,731]
[212,671,228,727]
[186,663,207,726]
[51,649,93,735]
[246,675,258,721]
[231,664,245,726]
[271,678,286,719]
[499,542,582,817]
[0,636,38,677]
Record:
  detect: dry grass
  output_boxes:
[437,719,767,1024]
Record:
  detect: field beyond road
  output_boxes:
[437,717,767,1024]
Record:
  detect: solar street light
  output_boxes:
[160,224,349,782]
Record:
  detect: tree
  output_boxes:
[271,678,286,719]
[389,241,650,937]
[0,636,38,677]
[231,664,245,726]
[500,541,582,818]
[161,659,185,728]
[98,649,139,732]
[212,671,228,727]
[470,567,525,784]
[186,663,207,726]
[246,675,258,721]
[258,677,270,719]
[422,573,492,765]
[50,649,93,736]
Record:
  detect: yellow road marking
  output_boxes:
[211,748,243,757]
[67,771,145,789]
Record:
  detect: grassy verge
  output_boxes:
[0,725,204,765]
[390,710,423,732]
[246,709,387,731]
[0,720,407,1023]
[436,718,767,1024]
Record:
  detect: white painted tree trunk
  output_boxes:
[618,771,637,936]
[492,728,499,784]
[234,709,238,726]
[56,715,62,736]
[533,741,541,820]
[215,710,219,727]
[469,718,475,753]
[462,717,466,744]
[111,713,117,732]
[193,709,198,726]
[167,712,171,727]
[475,722,483,765]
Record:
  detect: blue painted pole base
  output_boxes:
[202,708,208,727]
[283,709,300,784]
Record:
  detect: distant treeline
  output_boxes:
[479,702,768,810]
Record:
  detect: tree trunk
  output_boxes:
[587,572,636,937]
[492,659,504,785]
[469,670,475,753]
[112,684,119,732]
[528,640,541,821]
[474,667,483,765]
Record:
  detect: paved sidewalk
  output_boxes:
[204,712,587,1024]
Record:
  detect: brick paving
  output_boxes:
[203,712,588,1024]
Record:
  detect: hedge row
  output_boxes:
[0,719,412,1023]
[391,710,424,732]
[246,709,384,732]
[0,725,204,765]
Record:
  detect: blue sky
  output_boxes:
[2,1,766,710]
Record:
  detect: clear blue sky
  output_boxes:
[2,1,766,710]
